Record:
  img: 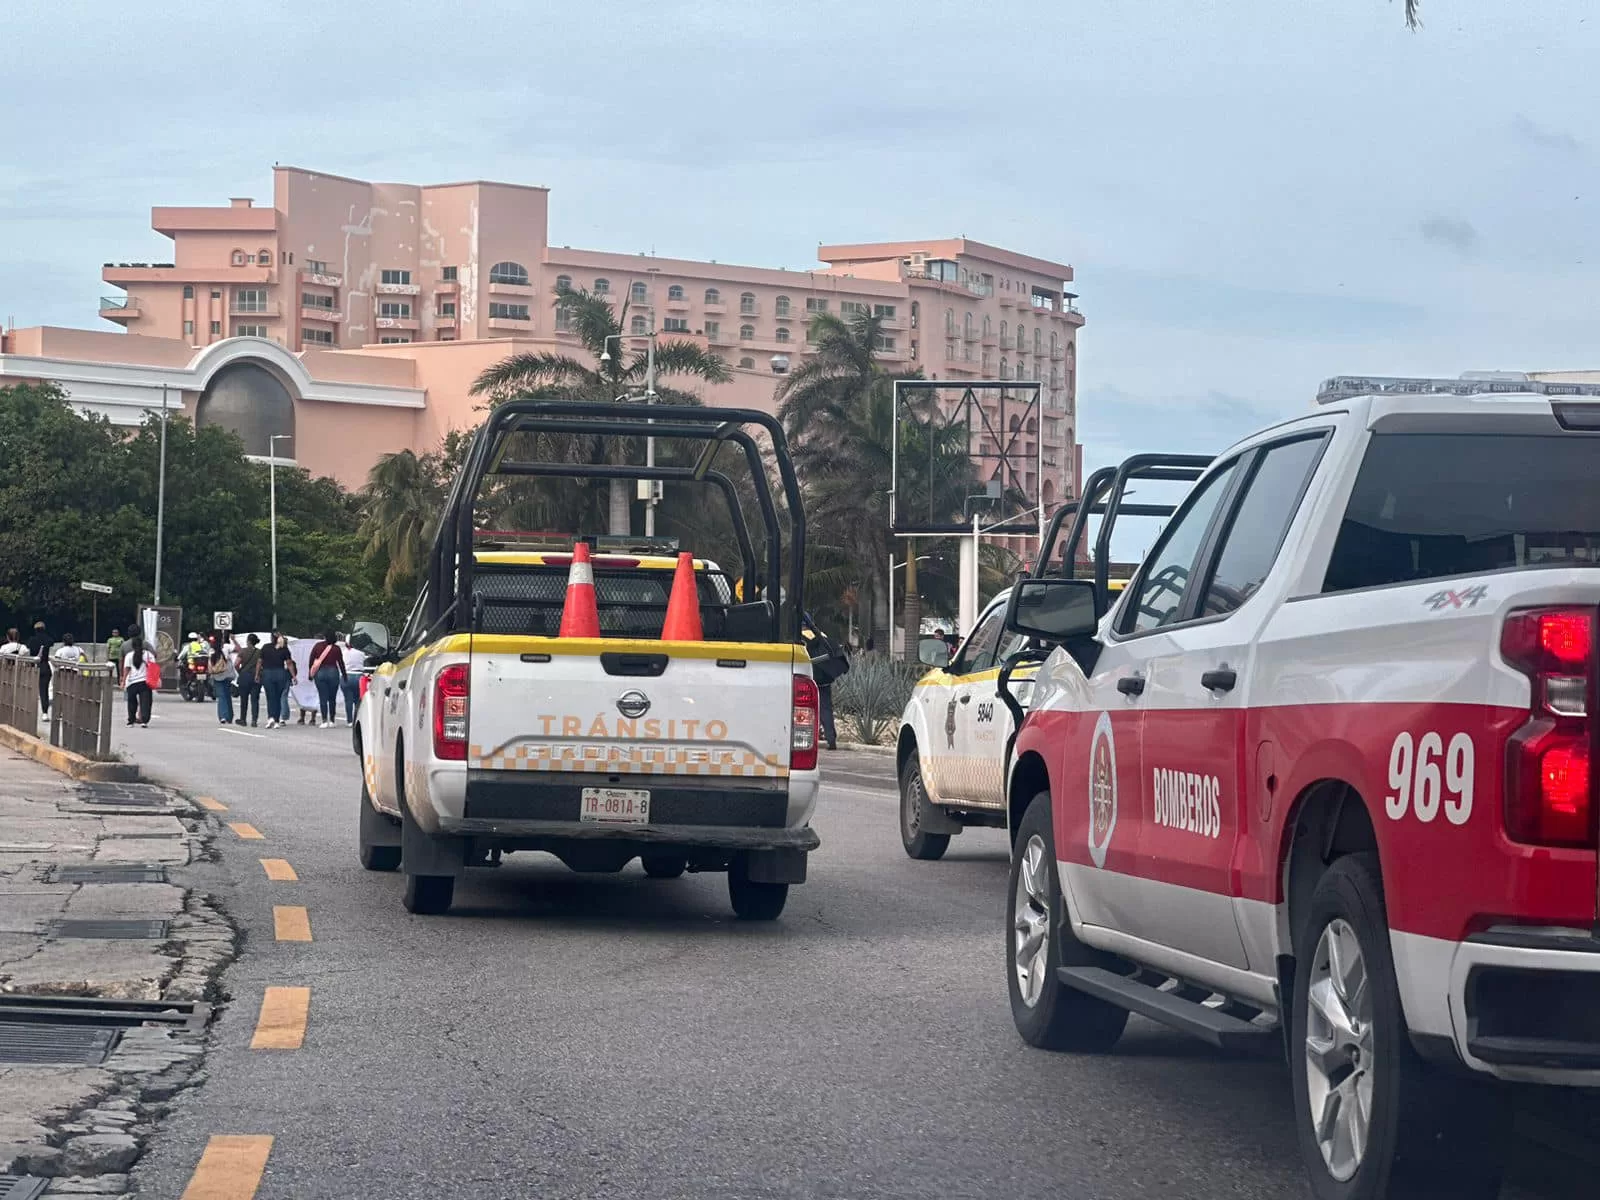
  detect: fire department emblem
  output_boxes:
[1087,711,1117,868]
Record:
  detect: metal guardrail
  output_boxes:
[0,654,40,738]
[49,663,115,760]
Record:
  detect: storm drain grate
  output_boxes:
[0,994,209,1032]
[75,782,174,807]
[0,1023,120,1065]
[49,918,171,940]
[53,863,168,884]
[0,1176,49,1200]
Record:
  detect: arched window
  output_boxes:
[1009,414,1022,432]
[1049,332,1058,353]
[1034,328,1043,354]
[705,287,721,304]
[983,314,992,335]
[1042,479,1056,507]
[554,274,572,292]
[999,321,1007,344]
[964,312,974,338]
[1026,417,1038,434]
[594,278,610,294]
[668,284,684,301]
[739,324,755,341]
[631,281,648,303]
[490,261,529,286]
[257,249,271,265]
[945,308,956,335]
[739,292,757,315]
[738,356,755,369]
[1066,342,1075,364]
[910,301,919,329]
[999,356,1008,378]
[231,249,247,266]
[775,327,790,343]
[774,295,791,317]
[630,315,648,335]
[195,361,294,458]
[1016,325,1026,351]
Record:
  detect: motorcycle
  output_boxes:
[179,650,213,702]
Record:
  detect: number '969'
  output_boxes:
[1385,731,1473,825]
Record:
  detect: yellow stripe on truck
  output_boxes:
[380,635,806,674]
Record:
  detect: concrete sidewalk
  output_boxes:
[0,749,234,1196]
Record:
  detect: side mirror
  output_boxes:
[917,637,951,668]
[1004,577,1100,643]
[350,621,390,657]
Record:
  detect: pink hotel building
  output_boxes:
[0,166,1084,522]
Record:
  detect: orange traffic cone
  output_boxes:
[557,541,601,638]
[660,552,703,642]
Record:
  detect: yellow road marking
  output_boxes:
[250,986,310,1050]
[259,858,297,881]
[194,796,228,812]
[272,906,311,942]
[228,823,264,840]
[179,1134,273,1199]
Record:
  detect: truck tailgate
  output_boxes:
[467,637,801,781]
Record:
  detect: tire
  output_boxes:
[898,753,951,861]
[402,872,454,915]
[641,855,687,880]
[1007,793,1129,1052]
[358,777,401,872]
[728,862,788,920]
[1290,853,1505,1200]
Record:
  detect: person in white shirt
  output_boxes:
[52,634,86,665]
[0,628,22,656]
[339,636,367,726]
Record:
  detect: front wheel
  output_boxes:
[1007,794,1128,1052]
[898,754,950,861]
[729,862,788,921]
[1290,853,1504,1200]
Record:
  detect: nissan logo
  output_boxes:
[616,690,651,719]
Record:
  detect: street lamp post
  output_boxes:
[268,434,293,629]
[153,384,169,605]
[600,326,659,535]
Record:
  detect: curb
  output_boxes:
[837,742,894,756]
[0,724,139,781]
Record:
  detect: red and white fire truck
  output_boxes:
[999,374,1600,1198]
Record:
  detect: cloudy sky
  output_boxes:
[3,0,1598,481]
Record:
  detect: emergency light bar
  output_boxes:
[595,535,682,555]
[1317,374,1600,404]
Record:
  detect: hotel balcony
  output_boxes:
[301,266,343,288]
[487,316,533,332]
[104,262,273,285]
[300,306,343,323]
[703,299,727,314]
[376,282,421,296]
[99,296,141,323]
[376,315,420,332]
[665,292,691,311]
[998,291,1019,308]
[737,302,760,317]
[489,280,535,297]
[982,330,998,346]
[436,313,458,329]
[435,278,460,294]
[706,327,737,345]
[230,302,280,319]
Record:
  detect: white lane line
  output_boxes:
[821,784,897,801]
[219,727,268,739]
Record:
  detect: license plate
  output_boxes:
[580,787,650,825]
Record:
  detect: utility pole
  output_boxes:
[153,385,168,605]
[644,332,657,536]
[269,434,293,628]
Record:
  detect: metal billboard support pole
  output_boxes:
[154,384,168,605]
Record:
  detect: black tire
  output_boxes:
[358,777,401,872]
[728,862,788,921]
[898,753,951,861]
[1290,853,1505,1200]
[641,855,687,880]
[1007,793,1129,1052]
[402,872,454,915]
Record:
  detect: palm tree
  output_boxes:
[470,285,731,535]
[777,311,978,656]
[1401,0,1420,27]
[359,448,447,594]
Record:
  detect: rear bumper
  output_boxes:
[1447,927,1600,1084]
[437,814,820,852]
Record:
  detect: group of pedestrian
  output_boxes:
[1,622,96,715]
[211,631,364,730]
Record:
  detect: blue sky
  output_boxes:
[3,0,1598,484]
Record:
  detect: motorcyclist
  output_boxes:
[180,632,211,701]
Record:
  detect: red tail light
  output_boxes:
[1502,607,1594,846]
[433,663,470,762]
[791,674,819,772]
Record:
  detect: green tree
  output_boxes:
[470,285,731,535]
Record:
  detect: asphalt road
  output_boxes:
[107,700,1588,1199]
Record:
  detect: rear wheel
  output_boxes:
[641,855,687,880]
[898,754,951,861]
[357,776,401,872]
[1007,794,1128,1052]
[1290,853,1504,1200]
[402,872,454,915]
[728,862,788,920]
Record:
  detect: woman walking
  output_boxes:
[207,646,236,726]
[234,635,263,727]
[308,631,346,729]
[259,634,293,730]
[122,636,155,727]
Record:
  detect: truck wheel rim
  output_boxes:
[902,770,923,839]
[1304,917,1375,1183]
[1012,833,1051,1007]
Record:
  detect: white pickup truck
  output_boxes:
[999,374,1600,1198]
[351,401,820,920]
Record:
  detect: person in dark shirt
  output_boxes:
[234,634,263,727]
[258,636,294,730]
[307,631,346,728]
[28,622,51,715]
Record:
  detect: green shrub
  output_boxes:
[832,653,926,746]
